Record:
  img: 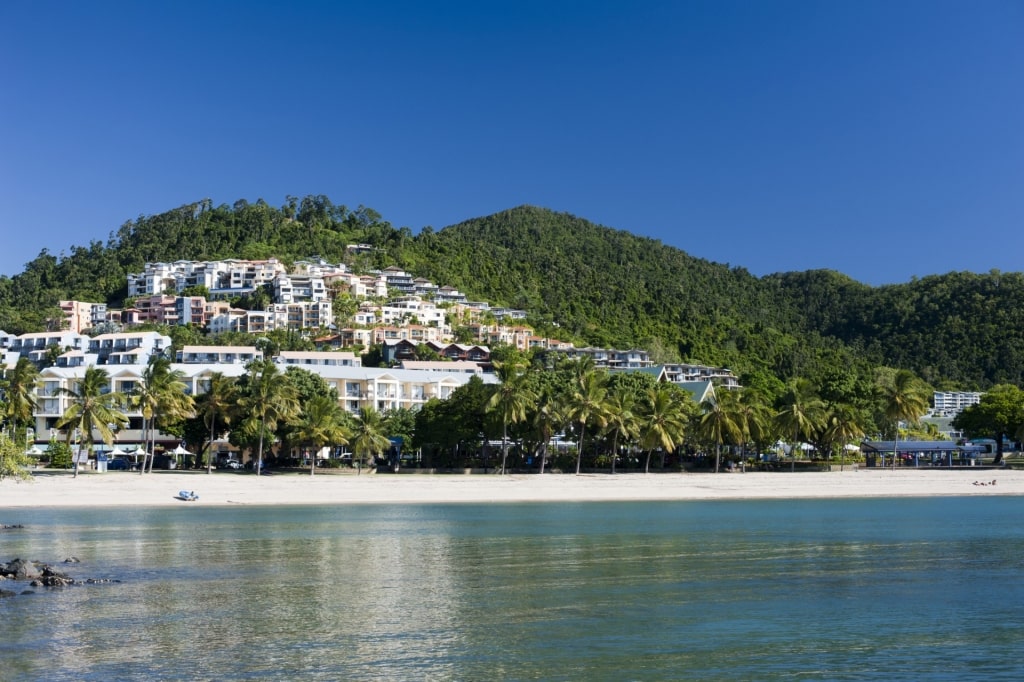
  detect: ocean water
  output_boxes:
[1,497,1021,681]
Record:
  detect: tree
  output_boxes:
[238,360,300,476]
[291,394,350,476]
[197,372,238,474]
[134,356,195,474]
[774,378,825,472]
[637,384,690,473]
[529,384,568,474]
[733,388,776,459]
[567,367,608,475]
[486,358,536,474]
[822,403,866,471]
[881,369,930,469]
[351,406,391,474]
[602,382,641,473]
[953,384,1024,466]
[0,432,32,481]
[697,390,743,473]
[2,356,38,439]
[56,366,129,478]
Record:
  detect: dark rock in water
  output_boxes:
[32,575,73,587]
[1,557,117,597]
[0,588,16,599]
[5,558,42,581]
[63,557,81,563]
[0,524,25,530]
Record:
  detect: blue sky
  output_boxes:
[2,1,1021,284]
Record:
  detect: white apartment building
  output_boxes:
[661,363,741,389]
[87,332,172,366]
[274,350,359,368]
[932,391,983,417]
[126,260,232,297]
[176,345,260,365]
[9,331,89,365]
[30,352,494,454]
[274,274,328,304]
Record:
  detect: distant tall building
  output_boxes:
[932,391,982,417]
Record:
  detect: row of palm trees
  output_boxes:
[1,357,395,477]
[483,355,932,474]
[2,350,932,477]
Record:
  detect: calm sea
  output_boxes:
[1,497,1021,681]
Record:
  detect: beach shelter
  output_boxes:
[173,444,193,468]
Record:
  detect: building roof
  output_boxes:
[861,440,988,453]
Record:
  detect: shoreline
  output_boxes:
[1,468,1020,509]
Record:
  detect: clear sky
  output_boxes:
[2,1,1021,284]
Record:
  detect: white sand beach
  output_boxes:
[1,468,1020,508]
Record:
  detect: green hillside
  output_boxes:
[1,197,1021,392]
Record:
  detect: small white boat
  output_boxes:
[176,490,199,501]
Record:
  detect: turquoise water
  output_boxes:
[1,497,1022,681]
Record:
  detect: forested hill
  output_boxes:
[1,197,1022,391]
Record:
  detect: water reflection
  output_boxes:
[2,498,1024,680]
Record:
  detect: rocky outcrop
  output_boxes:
[0,558,120,597]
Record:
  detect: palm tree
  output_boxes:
[823,403,866,471]
[292,394,350,476]
[774,378,825,472]
[734,388,775,462]
[351,406,391,475]
[134,356,195,474]
[239,360,299,476]
[698,390,744,473]
[197,372,238,474]
[638,384,689,473]
[530,385,567,475]
[567,368,608,475]
[602,383,641,474]
[2,357,38,441]
[56,366,129,478]
[882,369,930,469]
[486,359,536,474]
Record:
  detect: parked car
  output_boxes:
[107,458,131,471]
[219,460,242,470]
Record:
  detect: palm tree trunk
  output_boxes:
[501,424,508,475]
[256,428,264,477]
[715,443,721,473]
[139,417,148,475]
[575,424,586,475]
[207,417,216,475]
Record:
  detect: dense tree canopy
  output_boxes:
[1,197,1023,393]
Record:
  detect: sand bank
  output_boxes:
[0,468,1019,509]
